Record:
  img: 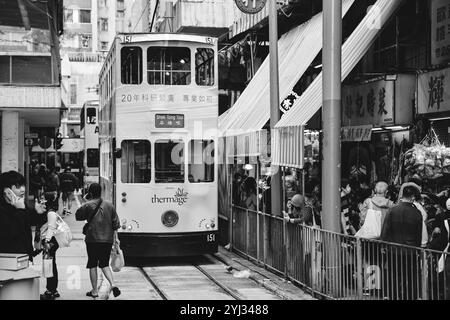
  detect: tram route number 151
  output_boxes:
[206,233,215,242]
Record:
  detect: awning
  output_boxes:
[272,0,404,169]
[219,0,355,136]
[271,125,304,169]
[224,130,269,162]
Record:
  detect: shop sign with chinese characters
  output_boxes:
[341,125,373,142]
[342,80,394,126]
[431,0,450,65]
[418,67,450,114]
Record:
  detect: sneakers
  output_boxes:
[40,290,59,300]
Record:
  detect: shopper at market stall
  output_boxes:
[340,178,358,236]
[380,185,423,247]
[284,194,315,226]
[359,181,394,229]
[241,176,257,211]
[380,186,423,299]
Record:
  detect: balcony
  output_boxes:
[0,85,60,109]
[171,0,238,37]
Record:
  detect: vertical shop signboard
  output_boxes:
[418,68,450,114]
[342,80,394,127]
[431,0,450,65]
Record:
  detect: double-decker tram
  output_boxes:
[99,33,218,257]
[80,100,100,191]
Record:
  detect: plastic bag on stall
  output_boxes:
[42,253,53,278]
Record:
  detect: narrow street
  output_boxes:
[31,198,313,300]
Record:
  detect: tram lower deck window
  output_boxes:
[147,47,191,85]
[121,140,151,183]
[188,140,214,183]
[87,148,99,168]
[155,139,184,183]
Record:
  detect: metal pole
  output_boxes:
[322,0,342,298]
[269,0,282,217]
[322,0,342,233]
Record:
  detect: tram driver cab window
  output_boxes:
[155,139,185,183]
[121,140,151,183]
[188,140,214,183]
[121,46,142,84]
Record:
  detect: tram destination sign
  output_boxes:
[234,0,266,14]
[155,114,185,129]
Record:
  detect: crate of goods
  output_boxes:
[0,253,29,271]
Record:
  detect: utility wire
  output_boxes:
[132,0,151,33]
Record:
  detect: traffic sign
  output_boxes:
[38,136,52,149]
[234,0,267,14]
[25,138,34,146]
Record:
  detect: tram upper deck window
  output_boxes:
[195,48,214,86]
[147,47,191,85]
[121,47,142,84]
[155,139,184,183]
[86,107,96,124]
[188,140,214,183]
[121,140,151,183]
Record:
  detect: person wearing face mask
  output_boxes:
[0,171,47,260]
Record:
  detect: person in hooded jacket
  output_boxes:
[359,181,394,229]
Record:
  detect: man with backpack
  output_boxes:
[75,183,121,299]
[59,166,79,215]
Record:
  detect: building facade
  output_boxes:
[0,0,64,174]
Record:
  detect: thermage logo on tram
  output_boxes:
[152,188,189,206]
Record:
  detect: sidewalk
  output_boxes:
[31,197,111,300]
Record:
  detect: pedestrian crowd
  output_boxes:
[0,166,122,300]
[232,168,450,299]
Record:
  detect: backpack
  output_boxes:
[60,174,74,192]
[44,173,58,192]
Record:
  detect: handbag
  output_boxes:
[54,213,73,247]
[42,252,53,278]
[355,200,382,239]
[83,199,103,235]
[110,243,125,272]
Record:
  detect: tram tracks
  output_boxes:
[137,258,243,300]
[137,267,169,300]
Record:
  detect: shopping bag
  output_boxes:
[42,254,53,278]
[110,244,125,272]
[355,202,382,239]
[53,214,73,247]
[438,220,450,273]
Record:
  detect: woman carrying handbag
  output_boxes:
[39,191,61,300]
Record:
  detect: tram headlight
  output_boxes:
[161,210,179,228]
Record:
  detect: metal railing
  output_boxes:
[230,205,450,300]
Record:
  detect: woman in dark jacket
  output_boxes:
[0,171,46,260]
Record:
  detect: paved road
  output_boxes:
[31,197,313,300]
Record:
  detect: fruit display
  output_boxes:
[403,143,450,180]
